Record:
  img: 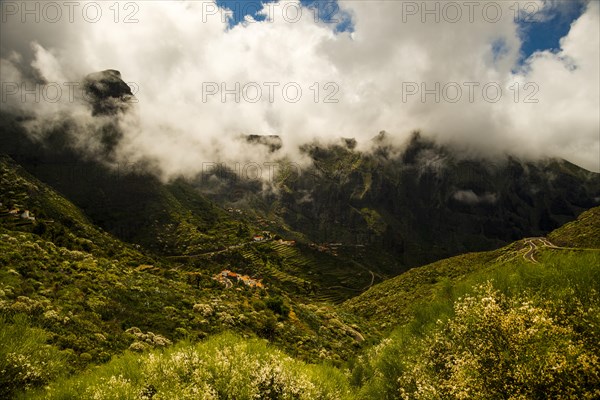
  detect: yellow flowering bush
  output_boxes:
[34,333,352,400]
[398,283,600,399]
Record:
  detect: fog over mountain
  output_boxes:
[1,0,598,180]
[3,2,600,398]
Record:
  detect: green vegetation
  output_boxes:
[351,251,600,399]
[548,206,600,248]
[342,205,600,332]
[6,248,598,399]
[341,250,501,330]
[1,150,599,399]
[0,155,368,397]
[25,334,352,400]
[0,226,365,367]
[1,315,67,399]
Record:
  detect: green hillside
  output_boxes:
[1,150,599,399]
[342,206,600,330]
[0,155,370,398]
[0,155,145,259]
[548,206,600,248]
[7,212,598,399]
[350,250,600,399]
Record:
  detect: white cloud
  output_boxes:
[1,0,598,179]
[453,190,498,205]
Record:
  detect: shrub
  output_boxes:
[31,333,352,400]
[397,283,600,399]
[266,296,290,319]
[0,314,67,398]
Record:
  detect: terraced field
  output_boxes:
[266,242,375,303]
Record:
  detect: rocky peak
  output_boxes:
[83,70,134,116]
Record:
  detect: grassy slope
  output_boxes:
[14,209,600,399]
[548,205,600,248]
[24,333,353,400]
[0,155,150,261]
[3,150,599,398]
[350,249,600,399]
[342,206,600,330]
[0,156,370,380]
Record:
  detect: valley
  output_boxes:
[1,141,599,398]
[1,0,599,396]
[1,68,599,399]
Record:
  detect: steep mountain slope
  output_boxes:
[0,155,149,261]
[199,132,600,276]
[0,114,244,255]
[1,154,372,399]
[268,133,600,270]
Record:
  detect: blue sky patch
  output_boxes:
[518,0,587,60]
[216,0,353,32]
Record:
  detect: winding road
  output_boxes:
[521,237,599,264]
[523,238,541,264]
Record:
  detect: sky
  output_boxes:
[0,0,598,179]
[216,0,354,31]
[216,0,588,59]
[516,0,588,56]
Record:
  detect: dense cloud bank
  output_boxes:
[1,0,598,179]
